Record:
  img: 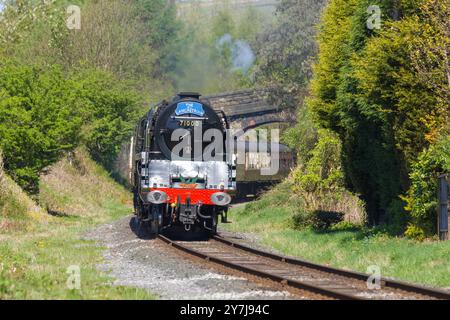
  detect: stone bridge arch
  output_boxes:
[204,88,297,133]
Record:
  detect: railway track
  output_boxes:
[157,233,450,300]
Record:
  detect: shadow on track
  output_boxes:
[129,216,156,240]
[129,216,210,241]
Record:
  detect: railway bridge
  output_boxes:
[205,88,296,132]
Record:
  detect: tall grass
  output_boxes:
[0,148,154,299]
[223,185,450,288]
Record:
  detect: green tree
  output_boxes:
[403,136,450,236]
[255,0,327,108]
[70,68,141,169]
[307,0,449,228]
[0,61,81,193]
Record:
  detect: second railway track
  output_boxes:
[157,233,450,300]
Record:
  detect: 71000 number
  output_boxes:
[179,120,201,127]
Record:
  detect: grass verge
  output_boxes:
[0,149,154,299]
[223,183,450,289]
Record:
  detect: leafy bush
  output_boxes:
[404,224,426,242]
[70,69,141,170]
[306,0,449,227]
[402,136,450,236]
[293,128,344,192]
[0,61,81,193]
[0,59,141,193]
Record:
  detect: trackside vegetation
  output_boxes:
[306,0,449,235]
[0,0,448,299]
[0,61,141,193]
[0,149,154,299]
[0,0,268,299]
[0,0,177,298]
[225,0,449,290]
[223,186,450,288]
[255,0,449,239]
[0,0,181,192]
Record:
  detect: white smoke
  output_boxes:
[217,33,233,47]
[216,33,255,74]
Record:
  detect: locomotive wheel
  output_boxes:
[149,220,159,235]
[135,218,150,238]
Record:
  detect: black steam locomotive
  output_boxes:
[130,92,294,235]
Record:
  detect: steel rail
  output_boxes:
[213,234,450,300]
[157,234,364,300]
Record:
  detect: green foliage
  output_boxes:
[384,198,409,235]
[308,0,406,224]
[282,106,317,166]
[242,130,366,229]
[293,129,344,193]
[133,0,182,74]
[0,57,139,192]
[409,0,449,113]
[212,10,236,39]
[0,61,81,192]
[402,136,450,235]
[404,224,426,242]
[352,17,442,164]
[255,0,327,108]
[70,69,141,169]
[307,0,449,229]
[289,208,315,230]
[0,0,67,63]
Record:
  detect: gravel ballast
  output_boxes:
[85,216,295,300]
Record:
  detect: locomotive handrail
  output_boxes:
[171,116,209,120]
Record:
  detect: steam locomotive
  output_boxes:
[130,92,294,235]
